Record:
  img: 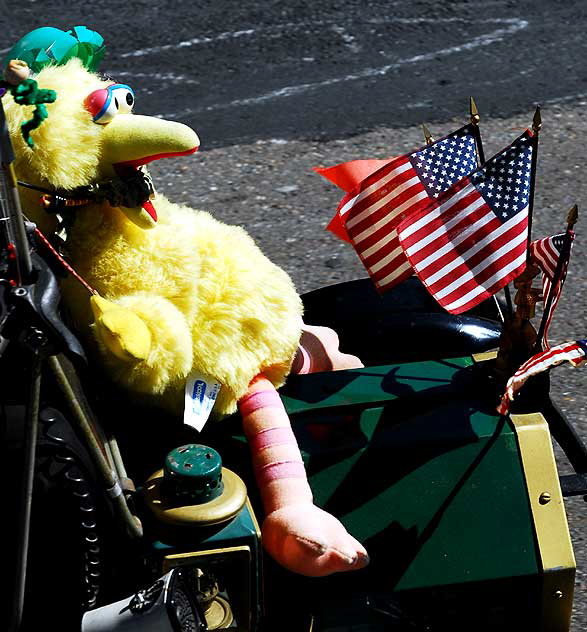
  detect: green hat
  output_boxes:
[3,26,105,74]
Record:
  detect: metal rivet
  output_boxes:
[539,492,551,505]
[553,590,563,599]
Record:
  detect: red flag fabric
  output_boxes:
[530,233,564,279]
[315,159,395,243]
[314,159,394,193]
[398,131,535,314]
[497,339,587,415]
[339,125,478,292]
[529,232,575,349]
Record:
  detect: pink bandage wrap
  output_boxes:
[239,386,307,485]
[239,388,283,418]
[248,426,297,452]
[255,460,307,483]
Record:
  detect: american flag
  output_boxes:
[530,232,575,349]
[398,131,535,314]
[497,339,587,415]
[338,125,478,293]
[316,158,395,242]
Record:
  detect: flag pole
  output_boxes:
[533,204,578,352]
[470,96,513,317]
[507,108,542,344]
[494,110,542,383]
[469,96,485,165]
[422,124,434,146]
[527,106,542,261]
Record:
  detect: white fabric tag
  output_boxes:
[183,371,221,432]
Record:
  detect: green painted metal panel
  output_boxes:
[280,357,474,414]
[282,359,540,592]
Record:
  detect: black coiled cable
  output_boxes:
[40,413,103,609]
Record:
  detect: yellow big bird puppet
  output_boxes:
[2,26,368,577]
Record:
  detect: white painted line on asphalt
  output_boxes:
[120,21,349,58]
[119,16,523,59]
[119,21,342,58]
[158,17,528,118]
[120,29,258,58]
[109,70,200,85]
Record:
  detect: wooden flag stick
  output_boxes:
[533,204,578,352]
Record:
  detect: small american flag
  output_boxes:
[398,131,535,314]
[498,339,587,415]
[530,232,575,349]
[316,158,395,242]
[338,125,478,293]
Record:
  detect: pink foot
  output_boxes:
[293,324,363,374]
[261,503,369,577]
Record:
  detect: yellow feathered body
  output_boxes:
[4,59,303,416]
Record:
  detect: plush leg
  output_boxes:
[291,324,363,374]
[239,374,369,576]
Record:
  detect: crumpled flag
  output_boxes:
[498,339,587,415]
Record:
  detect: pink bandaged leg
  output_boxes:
[239,374,369,576]
[291,324,364,374]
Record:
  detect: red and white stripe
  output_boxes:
[342,156,431,292]
[498,340,587,415]
[530,232,574,349]
[398,179,528,314]
[532,237,559,340]
[530,234,560,279]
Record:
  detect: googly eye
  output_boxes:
[112,86,134,114]
[84,83,135,124]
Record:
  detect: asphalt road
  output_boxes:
[2,0,587,147]
[2,1,587,628]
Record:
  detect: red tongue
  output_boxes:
[142,199,158,221]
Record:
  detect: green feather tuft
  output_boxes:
[3,26,105,74]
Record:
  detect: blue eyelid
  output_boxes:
[92,84,135,122]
